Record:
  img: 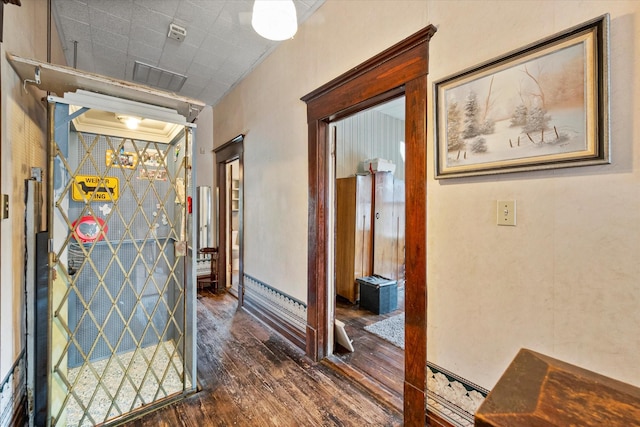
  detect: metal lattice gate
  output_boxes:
[48,103,194,426]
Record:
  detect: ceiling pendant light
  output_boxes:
[252,0,298,41]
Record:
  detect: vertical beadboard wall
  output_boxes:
[334,108,405,180]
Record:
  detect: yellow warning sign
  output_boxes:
[72,175,119,202]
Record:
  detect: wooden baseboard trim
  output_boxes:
[427,409,456,427]
[243,297,306,351]
[323,355,403,415]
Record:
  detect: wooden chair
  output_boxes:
[197,247,220,292]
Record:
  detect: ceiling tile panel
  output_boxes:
[158,41,199,74]
[88,7,131,34]
[127,39,163,64]
[74,50,96,74]
[57,16,92,44]
[53,0,326,106]
[210,67,241,88]
[133,0,179,17]
[178,70,210,90]
[198,32,238,57]
[129,26,167,51]
[186,61,216,81]
[179,27,207,50]
[221,0,254,27]
[91,28,129,53]
[130,3,173,36]
[200,79,227,101]
[184,0,231,15]
[92,43,128,75]
[178,82,206,99]
[174,1,223,30]
[88,0,134,21]
[55,0,90,23]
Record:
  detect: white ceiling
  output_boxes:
[51,0,325,107]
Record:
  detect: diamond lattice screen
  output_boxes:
[50,127,190,426]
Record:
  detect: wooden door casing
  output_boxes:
[302,26,436,426]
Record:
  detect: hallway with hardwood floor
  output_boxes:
[126,289,402,426]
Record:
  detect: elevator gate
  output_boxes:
[48,101,195,426]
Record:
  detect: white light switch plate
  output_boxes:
[497,200,516,226]
[1,194,8,220]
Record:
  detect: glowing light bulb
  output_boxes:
[251,0,298,41]
[124,116,140,130]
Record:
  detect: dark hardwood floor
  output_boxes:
[126,289,402,426]
[330,285,405,413]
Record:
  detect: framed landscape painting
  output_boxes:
[434,15,609,178]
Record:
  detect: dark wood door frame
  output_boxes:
[214,134,244,306]
[301,26,436,426]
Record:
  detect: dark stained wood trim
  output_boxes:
[213,133,244,155]
[243,296,306,351]
[305,119,327,359]
[302,25,436,426]
[214,135,244,306]
[427,410,457,427]
[404,75,428,401]
[301,28,435,117]
[323,355,403,415]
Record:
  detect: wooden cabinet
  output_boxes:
[336,175,372,303]
[336,172,404,303]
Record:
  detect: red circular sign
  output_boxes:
[71,216,108,243]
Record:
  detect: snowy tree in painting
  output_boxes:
[463,91,480,139]
[471,137,487,153]
[523,105,551,135]
[442,41,587,169]
[447,100,464,152]
[510,104,528,127]
[480,118,495,135]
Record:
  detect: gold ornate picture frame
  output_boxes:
[434,15,610,178]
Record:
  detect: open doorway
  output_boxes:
[225,159,240,295]
[331,96,406,402]
[214,135,244,305]
[302,26,436,424]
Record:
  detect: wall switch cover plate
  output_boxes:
[1,194,8,219]
[497,200,516,226]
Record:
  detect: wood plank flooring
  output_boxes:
[126,289,402,427]
[331,285,405,412]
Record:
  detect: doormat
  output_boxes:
[363,313,404,349]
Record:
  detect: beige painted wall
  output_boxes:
[195,105,214,188]
[213,0,640,393]
[426,0,640,390]
[213,0,428,302]
[194,106,215,245]
[0,2,65,378]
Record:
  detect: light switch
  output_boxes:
[1,194,8,220]
[497,200,516,226]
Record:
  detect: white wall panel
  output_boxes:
[335,108,405,180]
